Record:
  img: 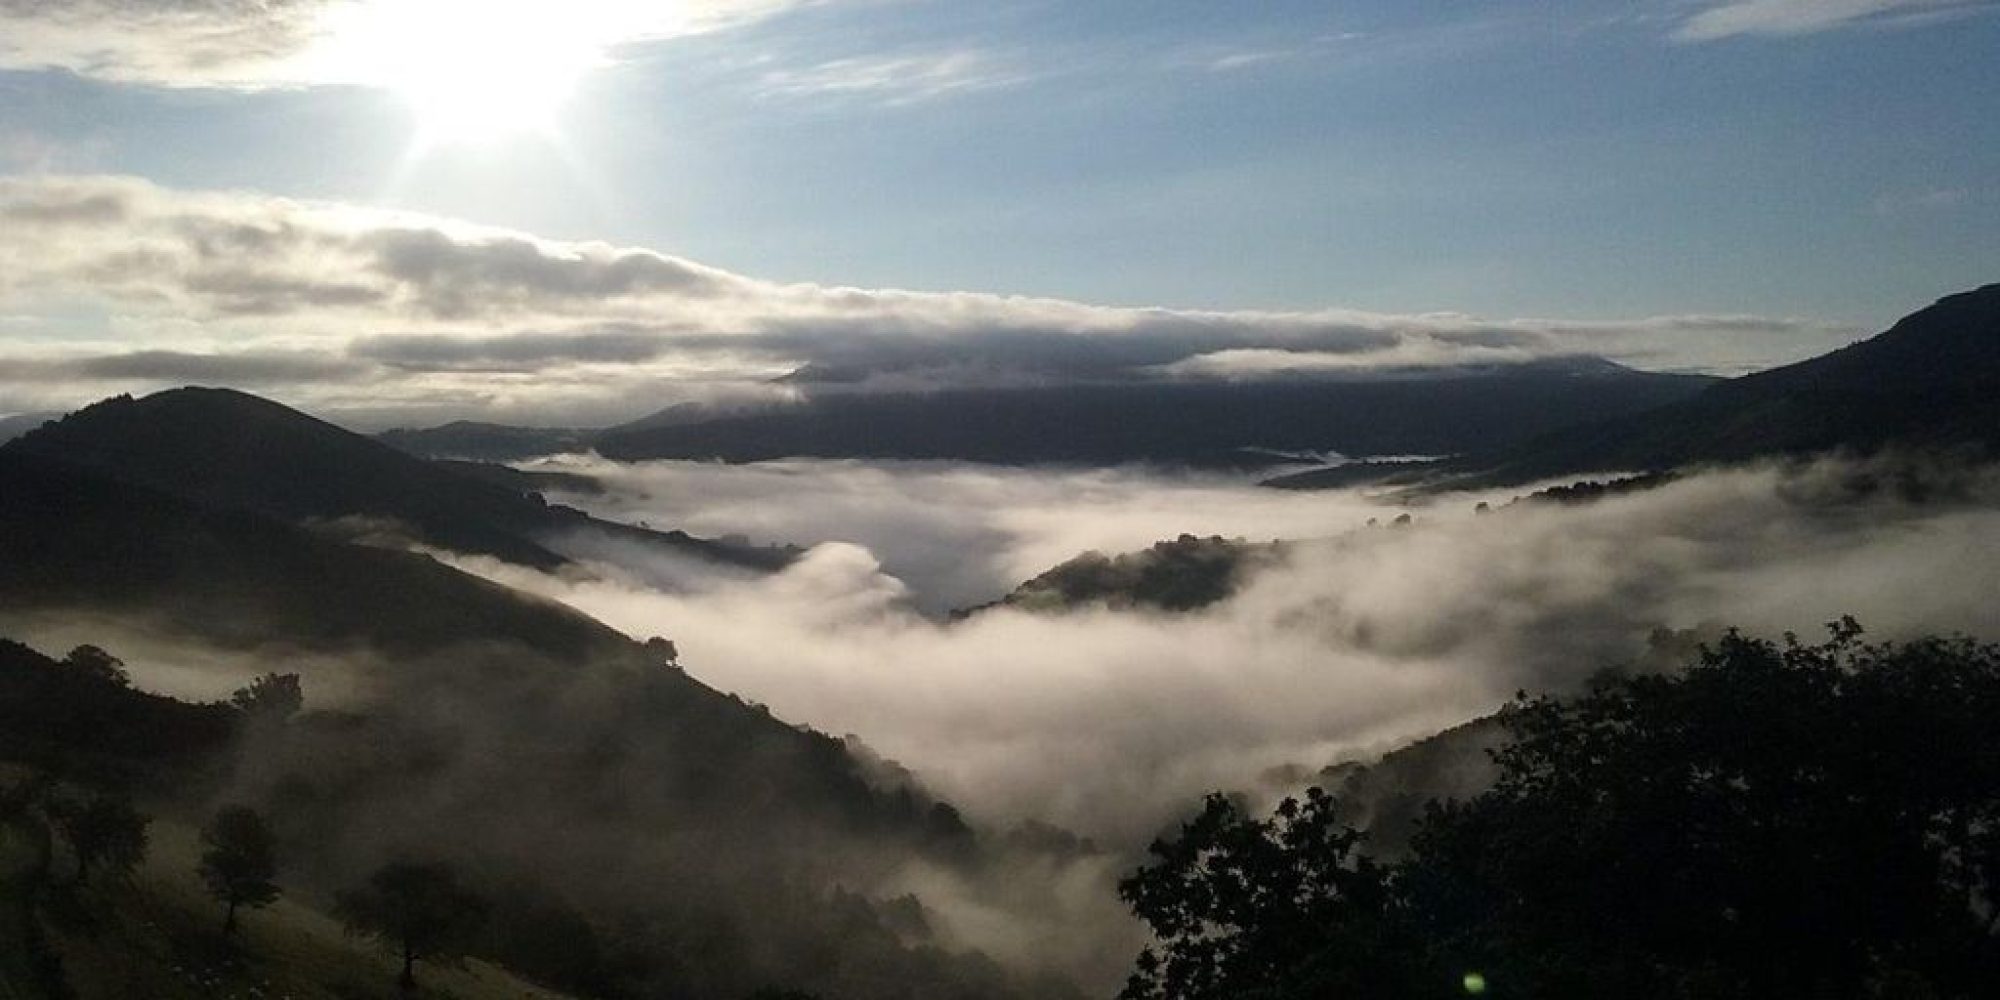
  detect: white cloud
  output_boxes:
[759,49,1031,106]
[0,175,1859,423]
[442,455,2000,849]
[524,456,1392,611]
[1205,49,1297,72]
[0,0,816,88]
[1152,344,1546,378]
[1676,0,1992,41]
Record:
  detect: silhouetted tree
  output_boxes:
[336,861,488,990]
[47,791,147,885]
[1122,621,2000,1000]
[645,636,680,667]
[61,644,129,688]
[229,672,303,719]
[1406,620,2000,998]
[1118,789,1422,1000]
[198,805,281,934]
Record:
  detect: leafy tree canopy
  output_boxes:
[1122,621,2000,1000]
[47,789,148,885]
[199,804,281,933]
[230,672,303,719]
[61,644,129,688]
[336,860,488,989]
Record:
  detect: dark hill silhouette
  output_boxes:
[1443,284,2000,485]
[5,388,791,572]
[1261,284,2000,490]
[381,361,1713,467]
[0,448,634,659]
[0,451,1051,998]
[963,535,1283,617]
[0,637,237,783]
[376,419,590,462]
[593,363,1714,467]
[0,411,54,443]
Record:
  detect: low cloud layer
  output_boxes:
[523,458,1401,612]
[0,175,1857,424]
[443,456,2000,847]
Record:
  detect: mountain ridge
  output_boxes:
[5,387,793,573]
[1267,283,2000,490]
[593,366,1715,467]
[374,360,1714,467]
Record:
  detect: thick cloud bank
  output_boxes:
[0,176,1853,424]
[445,456,2000,846]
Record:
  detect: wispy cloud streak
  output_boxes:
[1677,0,1994,41]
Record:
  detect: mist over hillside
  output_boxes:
[0,429,1112,997]
[455,451,2000,848]
[2,0,1996,984]
[5,282,2000,999]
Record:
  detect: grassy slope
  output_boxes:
[7,819,572,1000]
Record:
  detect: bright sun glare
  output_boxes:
[323,1,629,147]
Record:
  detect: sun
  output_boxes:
[320,1,613,147]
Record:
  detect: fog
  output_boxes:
[0,609,384,707]
[443,455,2000,848]
[516,456,1433,613]
[7,450,1996,996]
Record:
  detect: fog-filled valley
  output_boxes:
[8,430,1997,995]
[449,453,2000,846]
[3,3,1998,993]
[0,283,1996,998]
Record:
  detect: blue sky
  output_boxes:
[0,1,1995,421]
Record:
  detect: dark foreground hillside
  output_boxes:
[0,442,1083,1000]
